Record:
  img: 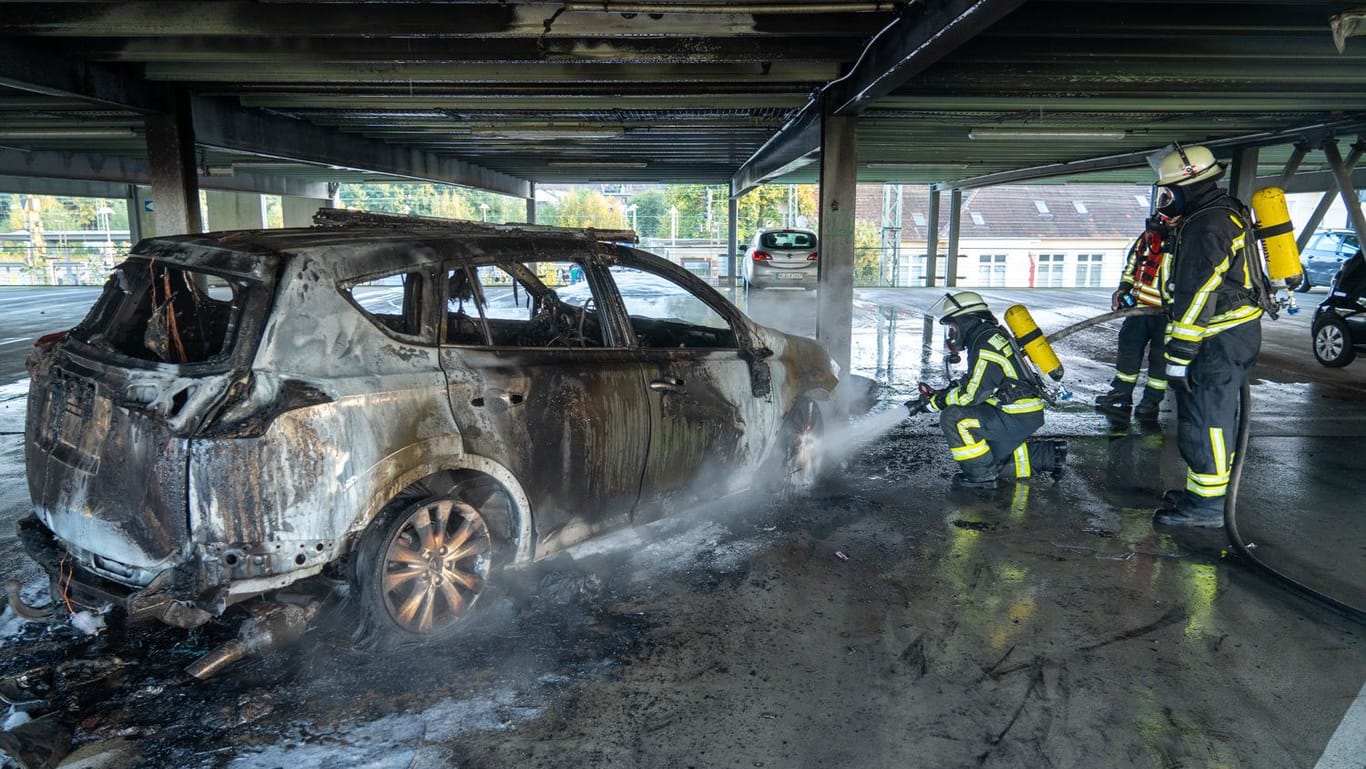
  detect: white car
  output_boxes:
[741,228,819,290]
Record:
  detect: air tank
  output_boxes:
[1004,304,1064,381]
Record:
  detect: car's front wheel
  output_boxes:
[352,495,494,644]
[772,399,826,492]
[1313,316,1356,367]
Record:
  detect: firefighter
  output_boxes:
[1150,145,1266,527]
[914,291,1066,489]
[1094,215,1172,423]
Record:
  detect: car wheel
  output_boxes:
[1313,316,1356,367]
[773,399,826,492]
[352,494,494,644]
[1296,274,1313,293]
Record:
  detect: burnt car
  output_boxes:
[21,211,841,643]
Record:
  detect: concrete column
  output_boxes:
[727,195,738,291]
[1229,146,1259,203]
[143,91,202,236]
[282,195,332,228]
[204,191,265,231]
[526,182,537,224]
[925,186,941,288]
[816,112,857,378]
[125,185,144,243]
[946,188,963,288]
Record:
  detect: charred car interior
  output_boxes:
[17,211,841,674]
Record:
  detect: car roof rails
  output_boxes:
[312,208,639,244]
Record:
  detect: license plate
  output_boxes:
[777,272,806,280]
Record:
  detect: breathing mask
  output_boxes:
[1155,184,1185,218]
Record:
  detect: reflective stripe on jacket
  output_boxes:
[1163,199,1264,366]
[944,328,1045,414]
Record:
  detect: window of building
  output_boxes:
[1072,201,1089,214]
[970,212,985,225]
[1036,253,1066,288]
[912,213,926,227]
[1034,201,1050,214]
[1134,194,1150,207]
[1075,253,1105,287]
[977,254,1007,287]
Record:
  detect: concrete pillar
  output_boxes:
[816,112,857,378]
[143,92,202,236]
[125,184,144,243]
[1228,146,1259,203]
[727,195,738,291]
[925,187,941,288]
[946,188,963,288]
[526,182,537,224]
[282,195,332,228]
[204,191,265,231]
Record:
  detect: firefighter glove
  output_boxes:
[1111,286,1131,312]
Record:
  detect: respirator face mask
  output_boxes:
[1155,184,1185,217]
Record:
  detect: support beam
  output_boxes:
[731,106,821,198]
[1276,141,1311,189]
[204,190,264,231]
[946,189,963,288]
[144,92,202,236]
[830,0,1028,115]
[0,39,162,112]
[1324,140,1366,253]
[282,196,333,228]
[925,187,940,288]
[525,182,536,225]
[1262,167,1366,195]
[1296,141,1363,250]
[125,185,143,243]
[816,112,857,380]
[190,96,530,199]
[1228,146,1259,203]
[727,196,738,292]
[0,149,332,199]
[0,175,127,198]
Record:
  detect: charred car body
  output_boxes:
[20,211,840,642]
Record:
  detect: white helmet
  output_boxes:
[1155,144,1224,187]
[930,290,990,322]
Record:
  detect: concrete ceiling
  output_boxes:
[0,1,1364,196]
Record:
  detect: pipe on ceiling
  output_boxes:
[563,2,898,13]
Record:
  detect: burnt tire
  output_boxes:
[1313,316,1356,367]
[770,399,828,493]
[351,494,494,647]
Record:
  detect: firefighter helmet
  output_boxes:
[1156,144,1224,187]
[931,291,990,322]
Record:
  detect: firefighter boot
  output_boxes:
[1133,397,1161,424]
[1153,493,1224,529]
[1093,390,1133,419]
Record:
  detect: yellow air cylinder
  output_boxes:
[1004,304,1064,381]
[1251,187,1302,282]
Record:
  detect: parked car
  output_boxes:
[1311,248,1366,367]
[741,227,819,290]
[21,211,842,643]
[1299,228,1360,292]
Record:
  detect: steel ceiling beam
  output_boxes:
[731,0,1023,195]
[0,147,330,198]
[937,121,1366,190]
[189,96,531,198]
[0,39,164,112]
[830,0,1027,115]
[144,61,839,85]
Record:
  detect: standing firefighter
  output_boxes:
[1095,215,1172,423]
[1151,145,1268,527]
[909,291,1066,489]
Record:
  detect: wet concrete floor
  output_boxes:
[0,285,1363,768]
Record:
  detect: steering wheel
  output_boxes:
[571,298,597,347]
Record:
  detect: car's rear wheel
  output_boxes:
[1296,273,1313,293]
[352,494,494,644]
[1313,316,1356,367]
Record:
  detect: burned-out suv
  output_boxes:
[22,211,839,641]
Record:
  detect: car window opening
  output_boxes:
[347,271,429,341]
[83,260,242,364]
[610,266,738,350]
[446,261,605,349]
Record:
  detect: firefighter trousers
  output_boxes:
[1175,320,1261,503]
[939,403,1047,481]
[1109,313,1167,404]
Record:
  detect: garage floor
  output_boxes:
[0,286,1363,769]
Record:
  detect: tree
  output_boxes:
[630,189,668,239]
[541,188,622,229]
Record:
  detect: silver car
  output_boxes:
[741,228,820,290]
[21,212,842,643]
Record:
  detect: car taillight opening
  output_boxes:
[752,251,772,262]
[806,252,819,261]
[33,331,67,351]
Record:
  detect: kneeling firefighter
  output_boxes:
[908,291,1066,489]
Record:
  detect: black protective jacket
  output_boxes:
[1162,185,1264,367]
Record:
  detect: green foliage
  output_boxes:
[630,189,668,238]
[540,187,623,229]
[336,183,522,222]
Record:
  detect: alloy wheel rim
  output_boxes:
[1317,326,1344,360]
[381,499,491,635]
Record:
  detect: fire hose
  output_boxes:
[1053,305,1365,622]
